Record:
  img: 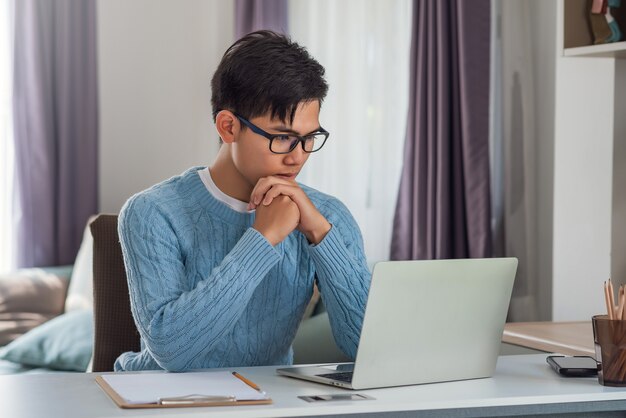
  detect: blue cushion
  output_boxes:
[0,309,93,371]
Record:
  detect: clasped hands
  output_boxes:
[249,176,331,246]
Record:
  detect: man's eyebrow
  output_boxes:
[267,125,323,135]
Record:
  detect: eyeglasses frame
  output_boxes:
[234,113,329,154]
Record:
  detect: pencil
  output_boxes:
[609,278,616,318]
[605,281,614,319]
[232,371,261,391]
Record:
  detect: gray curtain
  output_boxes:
[12,0,98,268]
[390,0,492,261]
[235,0,288,38]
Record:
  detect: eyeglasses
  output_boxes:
[235,114,329,154]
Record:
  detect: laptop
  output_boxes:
[277,257,518,390]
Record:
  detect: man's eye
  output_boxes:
[276,135,296,142]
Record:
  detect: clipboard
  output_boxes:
[95,370,272,409]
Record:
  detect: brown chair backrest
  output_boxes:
[90,214,140,372]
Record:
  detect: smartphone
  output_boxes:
[546,355,598,377]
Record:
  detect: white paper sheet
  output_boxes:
[101,371,268,404]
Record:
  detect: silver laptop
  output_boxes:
[277,257,518,390]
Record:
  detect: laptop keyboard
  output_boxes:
[316,371,354,383]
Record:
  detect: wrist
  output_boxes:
[253,226,280,246]
[303,220,331,245]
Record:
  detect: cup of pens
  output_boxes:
[593,280,626,386]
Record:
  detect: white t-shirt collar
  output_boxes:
[198,167,254,214]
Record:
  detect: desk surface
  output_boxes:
[503,321,595,356]
[3,354,626,418]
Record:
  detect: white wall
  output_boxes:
[612,60,626,292]
[529,0,556,321]
[97,0,233,213]
[552,1,615,320]
[496,0,556,322]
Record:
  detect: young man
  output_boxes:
[115,31,371,372]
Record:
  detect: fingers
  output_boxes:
[253,195,300,245]
[248,176,296,209]
[259,184,299,206]
[248,176,330,245]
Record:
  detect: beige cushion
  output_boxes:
[65,220,94,312]
[0,268,70,346]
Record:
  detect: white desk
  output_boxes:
[3,355,626,418]
[502,322,595,356]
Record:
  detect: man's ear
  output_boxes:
[215,110,239,144]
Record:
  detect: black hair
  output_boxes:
[211,30,328,125]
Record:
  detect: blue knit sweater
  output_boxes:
[115,167,371,371]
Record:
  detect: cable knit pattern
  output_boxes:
[114,167,371,371]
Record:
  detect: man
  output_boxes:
[116,31,371,372]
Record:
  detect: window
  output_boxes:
[289,0,412,267]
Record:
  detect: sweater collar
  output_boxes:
[185,167,256,227]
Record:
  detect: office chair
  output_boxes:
[90,214,140,372]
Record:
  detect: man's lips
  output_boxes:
[276,173,297,180]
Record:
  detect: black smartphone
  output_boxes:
[546,355,598,377]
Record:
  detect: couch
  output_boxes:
[0,221,347,374]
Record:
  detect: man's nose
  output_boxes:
[284,141,306,164]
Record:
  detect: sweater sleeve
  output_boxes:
[117,195,281,371]
[306,198,371,360]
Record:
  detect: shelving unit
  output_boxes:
[563,0,626,57]
[552,0,626,320]
[564,41,626,58]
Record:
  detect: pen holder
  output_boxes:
[592,314,626,386]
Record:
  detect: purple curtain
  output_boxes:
[235,0,288,38]
[390,0,492,261]
[12,0,98,268]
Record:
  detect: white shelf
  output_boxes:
[564,41,626,58]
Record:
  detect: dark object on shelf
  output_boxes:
[590,12,613,44]
[590,0,623,44]
[564,0,626,49]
